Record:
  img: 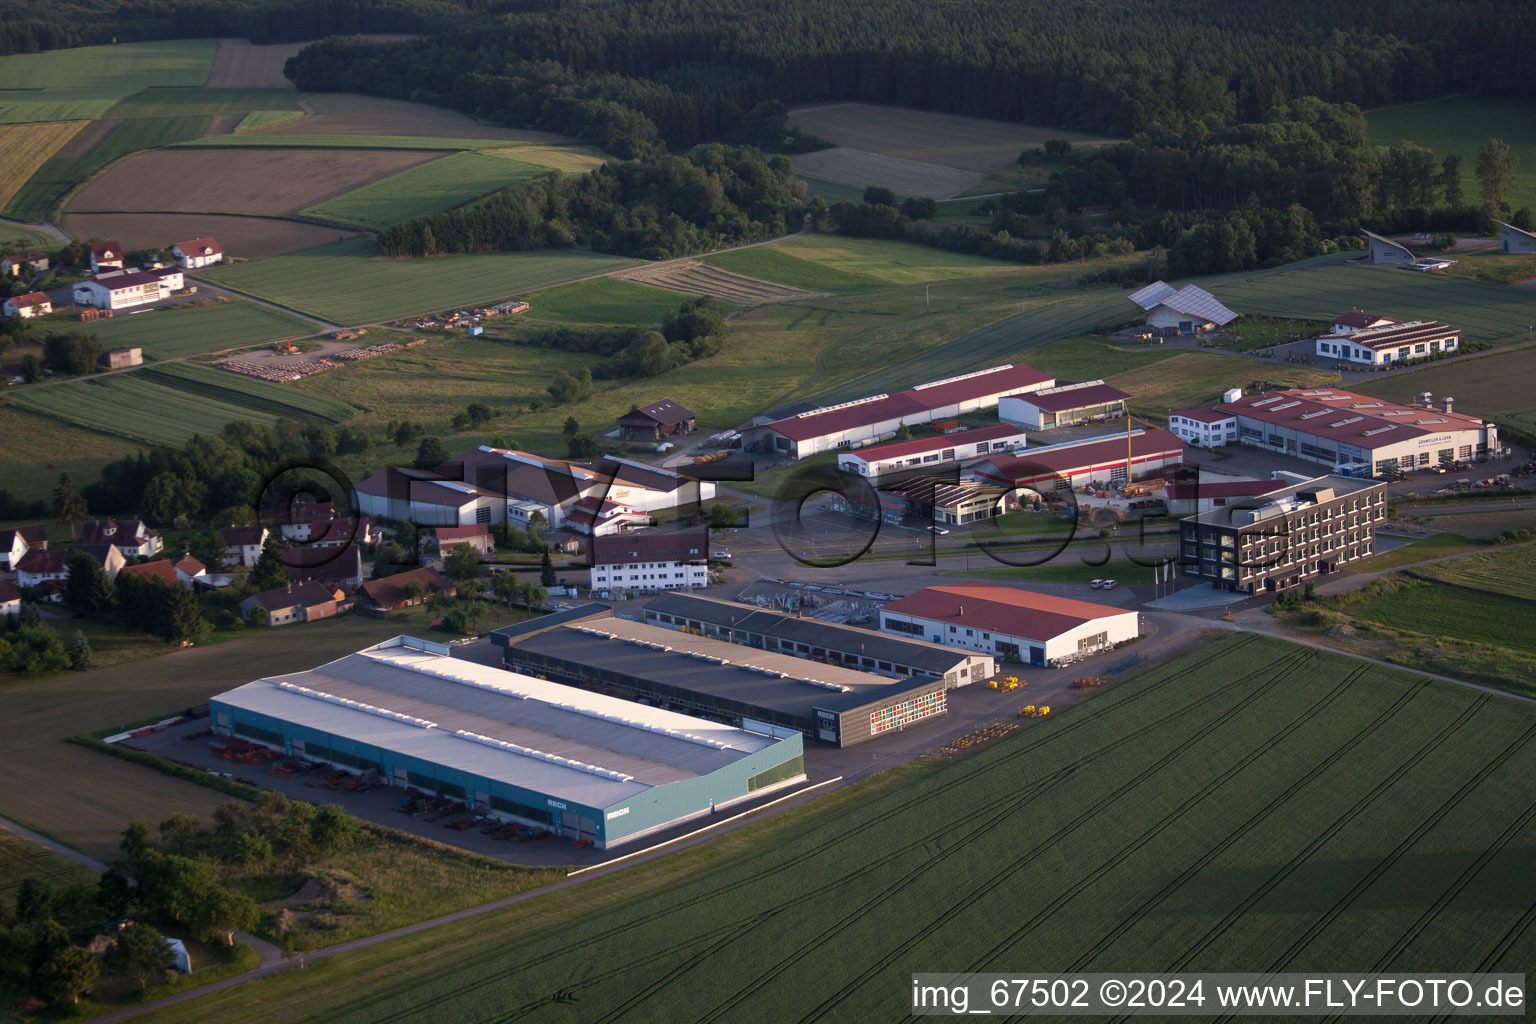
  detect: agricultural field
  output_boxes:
[1368,96,1536,213]
[206,38,309,89]
[1344,576,1536,656]
[1024,335,1181,382]
[703,244,882,292]
[617,259,815,305]
[245,92,566,142]
[301,151,551,230]
[131,634,1536,1024]
[737,233,1019,287]
[67,147,439,217]
[0,218,58,250]
[103,86,306,119]
[1352,344,1536,431]
[1399,506,1536,542]
[1109,352,1338,420]
[519,277,699,326]
[197,236,638,324]
[61,299,319,359]
[1411,543,1536,600]
[176,134,517,151]
[1438,250,1536,286]
[0,120,87,209]
[0,39,216,124]
[0,405,146,501]
[791,147,982,200]
[796,173,867,204]
[235,109,307,132]
[60,211,354,260]
[143,362,358,422]
[485,143,610,173]
[787,103,1112,171]
[1203,252,1536,346]
[6,373,282,446]
[0,828,98,902]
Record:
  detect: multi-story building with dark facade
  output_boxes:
[1178,475,1387,593]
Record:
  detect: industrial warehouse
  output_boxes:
[879,584,1140,666]
[971,427,1186,490]
[209,635,806,848]
[834,423,1029,482]
[498,613,964,747]
[999,380,1130,430]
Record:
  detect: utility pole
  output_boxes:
[925,282,931,315]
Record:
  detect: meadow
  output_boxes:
[1368,96,1536,213]
[0,120,87,210]
[1353,344,1536,431]
[301,151,551,230]
[235,109,307,132]
[0,40,216,124]
[0,405,145,500]
[790,147,982,199]
[703,244,882,292]
[131,634,1536,1024]
[176,134,517,151]
[1345,577,1536,655]
[143,362,358,422]
[616,260,807,305]
[0,218,58,250]
[65,300,319,360]
[6,373,282,446]
[0,828,98,902]
[103,87,305,119]
[718,233,1019,287]
[1109,352,1337,420]
[518,277,698,326]
[196,237,638,324]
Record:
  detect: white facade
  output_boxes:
[1363,230,1413,265]
[1168,411,1237,448]
[836,427,1029,482]
[591,559,709,592]
[880,605,1139,666]
[1315,321,1460,367]
[172,239,224,269]
[73,269,183,310]
[1498,221,1536,254]
[3,295,50,318]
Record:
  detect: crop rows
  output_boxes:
[7,374,280,446]
[302,151,550,230]
[0,120,88,208]
[143,362,358,422]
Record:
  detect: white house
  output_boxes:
[73,268,183,310]
[564,497,649,536]
[0,525,47,570]
[1127,281,1237,334]
[0,580,20,616]
[171,237,224,269]
[1497,220,1536,255]
[1314,320,1459,367]
[88,241,124,274]
[1168,406,1239,448]
[3,291,51,318]
[1362,229,1413,266]
[1329,312,1396,335]
[1,251,48,277]
[220,525,269,567]
[173,554,207,585]
[78,519,162,558]
[880,584,1139,667]
[589,530,710,593]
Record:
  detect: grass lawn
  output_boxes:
[128,634,1536,1024]
[1343,531,1484,572]
[0,40,215,92]
[1024,334,1181,382]
[0,405,146,502]
[235,109,307,132]
[0,219,59,250]
[196,237,638,324]
[1409,542,1536,600]
[7,373,282,446]
[48,300,319,360]
[1351,344,1536,425]
[302,151,551,230]
[1346,578,1536,655]
[485,143,610,174]
[1109,352,1338,421]
[1439,250,1536,286]
[795,173,866,204]
[1211,314,1329,352]
[519,277,699,326]
[759,233,1020,286]
[1398,506,1536,541]
[0,827,98,900]
[1368,96,1536,213]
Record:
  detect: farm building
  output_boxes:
[240,580,347,625]
[1211,388,1498,477]
[106,346,143,368]
[751,400,822,426]
[745,364,1055,459]
[971,427,1186,491]
[835,424,1028,483]
[1179,475,1386,593]
[220,526,268,567]
[434,524,494,557]
[1497,220,1536,254]
[641,593,993,685]
[360,567,455,612]
[616,399,696,441]
[171,237,224,269]
[213,634,806,846]
[1329,312,1396,334]
[1314,320,1460,366]
[1168,405,1239,448]
[589,530,709,594]
[1127,281,1237,334]
[0,525,47,570]
[3,291,51,318]
[880,584,1138,667]
[501,615,953,748]
[88,241,124,274]
[0,580,19,617]
[78,519,161,558]
[565,497,648,537]
[1000,380,1130,430]
[828,476,1013,528]
[73,268,183,310]
[1,251,48,277]
[1362,229,1413,266]
[354,449,714,528]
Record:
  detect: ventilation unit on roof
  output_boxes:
[452,729,636,781]
[799,678,853,693]
[276,682,437,729]
[796,395,888,417]
[1329,416,1364,427]
[1362,426,1395,436]
[1270,401,1301,411]
[1251,396,1283,406]
[910,365,1013,391]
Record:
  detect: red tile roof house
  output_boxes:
[17,544,126,592]
[1,251,49,277]
[359,567,456,613]
[219,525,269,567]
[0,580,21,617]
[3,291,52,318]
[88,240,124,274]
[78,519,163,558]
[239,581,346,626]
[434,524,495,556]
[0,524,48,570]
[118,559,180,586]
[171,237,224,269]
[284,545,365,591]
[174,554,207,585]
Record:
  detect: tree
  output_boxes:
[566,432,600,460]
[1440,154,1463,207]
[1512,208,1536,231]
[19,352,42,382]
[862,185,897,207]
[52,473,86,537]
[140,854,218,923]
[37,946,97,1005]
[309,804,360,853]
[491,572,522,607]
[562,416,580,437]
[441,600,485,636]
[708,502,738,528]
[67,630,92,671]
[401,579,428,604]
[188,529,226,572]
[415,436,448,470]
[64,549,114,617]
[441,542,483,586]
[119,822,154,867]
[97,866,135,919]
[248,537,289,592]
[15,877,55,922]
[1476,138,1518,209]
[892,422,912,441]
[525,511,547,543]
[192,887,258,947]
[521,582,548,610]
[539,549,557,587]
[104,922,174,990]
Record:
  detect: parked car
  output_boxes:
[1102,579,1118,590]
[1090,579,1104,589]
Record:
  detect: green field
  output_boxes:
[104,87,305,119]
[744,233,1018,286]
[0,405,146,501]
[520,277,700,326]
[1111,351,1338,420]
[1353,344,1536,429]
[1369,96,1536,213]
[1347,578,1536,655]
[131,634,1536,1024]
[796,173,866,203]
[196,236,639,324]
[0,40,217,125]
[1024,335,1180,381]
[7,373,281,446]
[5,115,213,221]
[704,244,881,292]
[143,362,358,422]
[302,151,551,230]
[0,218,58,250]
[1411,543,1536,600]
[235,109,307,133]
[0,88,126,124]
[177,134,515,151]
[64,300,319,359]
[0,827,97,902]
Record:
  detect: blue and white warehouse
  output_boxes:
[209,636,806,848]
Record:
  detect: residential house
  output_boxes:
[3,291,51,318]
[1328,312,1396,334]
[15,549,69,589]
[285,545,364,591]
[589,529,710,593]
[616,399,696,441]
[563,496,649,536]
[106,347,143,368]
[1,251,48,277]
[119,559,179,585]
[174,554,207,585]
[0,580,20,616]
[79,519,163,559]
[359,567,455,612]
[0,525,47,570]
[240,581,346,626]
[171,237,224,269]
[1314,320,1460,367]
[65,543,126,581]
[220,526,268,567]
[434,524,494,556]
[88,241,124,274]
